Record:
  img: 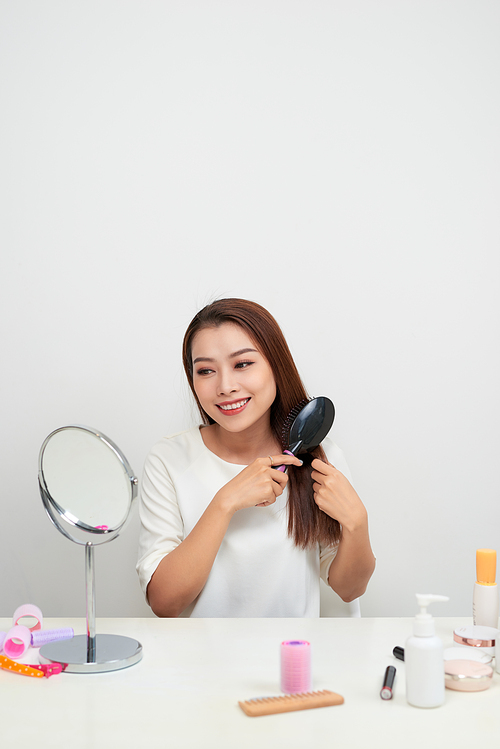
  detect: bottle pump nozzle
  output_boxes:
[414,594,449,636]
[416,594,449,614]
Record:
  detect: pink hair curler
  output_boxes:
[3,625,32,659]
[281,640,312,694]
[13,604,43,632]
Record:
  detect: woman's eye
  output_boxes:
[235,361,253,369]
[196,368,214,376]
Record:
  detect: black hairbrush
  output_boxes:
[276,396,335,472]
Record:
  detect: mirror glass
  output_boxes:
[41,427,133,532]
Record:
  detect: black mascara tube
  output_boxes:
[393,646,405,661]
[380,665,396,700]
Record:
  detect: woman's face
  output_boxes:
[191,323,277,435]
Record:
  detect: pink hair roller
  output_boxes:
[31,628,74,648]
[281,640,312,694]
[4,625,32,659]
[12,604,43,632]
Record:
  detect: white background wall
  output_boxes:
[1,1,499,619]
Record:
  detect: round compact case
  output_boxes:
[444,660,493,692]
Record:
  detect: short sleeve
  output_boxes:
[136,447,185,601]
[319,542,339,585]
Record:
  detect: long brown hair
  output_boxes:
[182,298,341,550]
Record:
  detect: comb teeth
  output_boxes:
[281,399,310,451]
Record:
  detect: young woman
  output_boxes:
[137,298,375,617]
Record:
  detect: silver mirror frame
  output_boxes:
[38,424,138,545]
[38,425,143,673]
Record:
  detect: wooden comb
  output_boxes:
[238,689,344,717]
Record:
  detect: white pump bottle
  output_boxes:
[405,594,449,708]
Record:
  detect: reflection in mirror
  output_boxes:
[38,425,142,673]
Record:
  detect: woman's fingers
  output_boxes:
[310,458,367,532]
[311,457,332,475]
[255,497,276,507]
[267,453,303,469]
[218,453,305,513]
[267,452,303,475]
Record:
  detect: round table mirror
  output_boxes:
[38,425,143,673]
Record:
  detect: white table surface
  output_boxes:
[1,616,499,748]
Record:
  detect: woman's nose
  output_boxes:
[217,369,239,396]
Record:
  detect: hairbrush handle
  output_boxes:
[275,450,295,473]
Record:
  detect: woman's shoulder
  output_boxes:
[146,426,204,469]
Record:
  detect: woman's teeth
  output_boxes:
[218,398,249,411]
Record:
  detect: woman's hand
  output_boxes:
[214,453,303,513]
[311,458,368,533]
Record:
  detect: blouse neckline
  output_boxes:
[196,425,248,468]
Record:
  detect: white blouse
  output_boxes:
[136,426,352,617]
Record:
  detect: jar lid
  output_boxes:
[453,625,498,649]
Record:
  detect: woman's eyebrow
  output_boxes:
[193,348,258,365]
[229,348,258,358]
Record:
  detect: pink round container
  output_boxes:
[444,660,493,692]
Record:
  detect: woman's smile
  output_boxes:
[216,397,251,414]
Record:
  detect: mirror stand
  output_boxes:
[86,541,96,661]
[39,542,142,674]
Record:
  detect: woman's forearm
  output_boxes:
[311,457,375,602]
[147,495,235,617]
[327,519,376,603]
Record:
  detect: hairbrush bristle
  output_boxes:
[281,399,310,451]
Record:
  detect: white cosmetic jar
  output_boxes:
[453,625,499,656]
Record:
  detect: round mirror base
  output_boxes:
[39,634,143,674]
